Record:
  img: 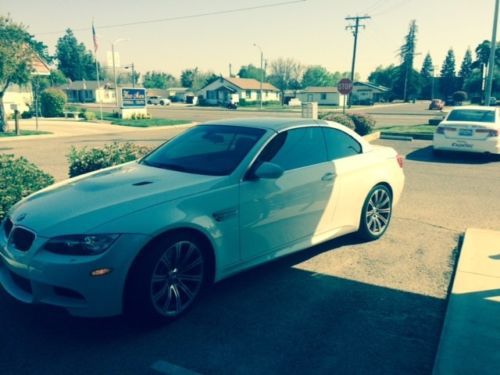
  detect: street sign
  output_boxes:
[337,78,353,95]
[121,88,146,108]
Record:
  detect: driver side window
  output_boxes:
[254,127,327,172]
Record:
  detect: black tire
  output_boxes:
[124,232,210,322]
[357,184,393,241]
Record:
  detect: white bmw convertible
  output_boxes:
[1,118,404,321]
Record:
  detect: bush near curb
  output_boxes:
[82,111,96,121]
[348,113,375,136]
[68,142,154,177]
[41,88,67,117]
[0,154,54,220]
[319,112,355,131]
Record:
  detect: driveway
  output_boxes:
[2,136,498,374]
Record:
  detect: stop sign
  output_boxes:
[337,78,353,95]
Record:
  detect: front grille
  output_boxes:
[11,228,35,251]
[3,218,13,238]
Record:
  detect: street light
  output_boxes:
[124,63,135,88]
[111,38,128,106]
[253,43,264,110]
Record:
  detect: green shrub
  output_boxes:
[452,91,468,104]
[21,111,32,119]
[0,154,54,220]
[41,88,67,117]
[82,111,96,121]
[67,142,154,177]
[347,113,375,136]
[319,112,355,131]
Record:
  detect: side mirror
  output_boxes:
[253,162,284,180]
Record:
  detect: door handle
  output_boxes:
[321,172,335,181]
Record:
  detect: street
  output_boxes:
[1,123,499,373]
[83,101,442,128]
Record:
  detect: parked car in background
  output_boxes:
[147,96,171,106]
[433,106,500,155]
[429,99,444,110]
[1,119,405,322]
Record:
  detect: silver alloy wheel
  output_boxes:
[365,188,392,236]
[150,240,204,317]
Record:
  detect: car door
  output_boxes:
[239,126,338,261]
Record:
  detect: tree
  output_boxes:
[440,48,457,98]
[0,16,43,131]
[301,66,335,87]
[55,29,99,81]
[368,65,399,100]
[419,53,434,99]
[459,48,473,82]
[396,20,419,101]
[143,71,177,89]
[238,64,264,81]
[180,68,198,88]
[267,58,304,103]
[192,71,218,92]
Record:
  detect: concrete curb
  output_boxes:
[380,131,433,141]
[433,228,500,375]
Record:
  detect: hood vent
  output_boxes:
[132,181,153,186]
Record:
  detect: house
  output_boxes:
[351,82,389,104]
[4,53,50,117]
[59,81,117,103]
[198,77,280,105]
[296,87,340,106]
[4,84,33,117]
[146,87,194,102]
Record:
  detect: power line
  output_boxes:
[345,15,371,106]
[36,0,307,36]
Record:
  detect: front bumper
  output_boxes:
[0,228,150,317]
[433,134,500,154]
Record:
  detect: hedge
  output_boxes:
[67,142,154,177]
[0,154,54,220]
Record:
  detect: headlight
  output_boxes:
[44,234,120,255]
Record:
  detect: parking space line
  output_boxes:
[151,360,202,375]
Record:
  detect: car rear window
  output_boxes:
[447,109,495,123]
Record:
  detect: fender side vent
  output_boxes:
[132,181,153,186]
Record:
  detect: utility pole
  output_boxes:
[485,0,499,106]
[254,43,264,110]
[345,15,370,107]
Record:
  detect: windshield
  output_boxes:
[141,125,265,176]
[447,109,495,123]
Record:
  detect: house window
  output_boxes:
[207,90,216,100]
[246,90,251,98]
[321,93,327,100]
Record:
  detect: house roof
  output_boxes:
[354,82,390,92]
[302,86,339,93]
[31,54,51,76]
[225,77,279,91]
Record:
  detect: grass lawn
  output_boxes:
[99,112,190,127]
[0,130,52,137]
[379,124,436,135]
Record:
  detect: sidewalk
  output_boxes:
[0,118,195,142]
[433,228,500,375]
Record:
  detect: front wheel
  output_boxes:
[357,184,393,241]
[125,233,209,322]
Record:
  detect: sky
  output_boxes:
[1,0,497,81]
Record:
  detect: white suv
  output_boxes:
[147,96,171,106]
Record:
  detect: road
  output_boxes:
[1,129,499,374]
[84,101,442,128]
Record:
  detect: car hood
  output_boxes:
[9,162,223,237]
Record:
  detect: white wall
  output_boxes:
[4,87,32,116]
[296,92,339,105]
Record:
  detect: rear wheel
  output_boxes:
[125,232,209,321]
[357,184,392,241]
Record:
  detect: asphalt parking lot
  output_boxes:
[1,133,499,374]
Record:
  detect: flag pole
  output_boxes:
[92,20,103,121]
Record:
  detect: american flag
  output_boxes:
[92,21,98,53]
